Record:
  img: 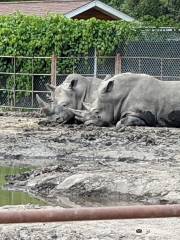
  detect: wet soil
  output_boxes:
[0,112,180,239]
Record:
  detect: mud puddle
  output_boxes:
[0,166,47,206]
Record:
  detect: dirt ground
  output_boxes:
[0,112,180,239]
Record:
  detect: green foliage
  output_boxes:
[0,13,179,57]
[101,0,124,10]
[0,13,179,103]
[0,14,140,57]
[139,15,180,27]
[0,14,140,102]
[164,0,180,21]
[121,0,165,18]
[103,0,179,21]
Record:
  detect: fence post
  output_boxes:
[94,48,97,78]
[13,56,16,107]
[115,53,122,75]
[51,54,57,86]
[31,58,34,107]
[160,58,163,80]
[138,58,141,73]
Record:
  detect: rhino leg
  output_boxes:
[167,110,180,127]
[116,115,147,128]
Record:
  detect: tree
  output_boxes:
[138,0,164,18]
[103,0,179,21]
[165,0,180,21]
[121,0,164,18]
[120,0,140,17]
[102,0,125,10]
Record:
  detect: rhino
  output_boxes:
[36,73,111,123]
[69,73,180,127]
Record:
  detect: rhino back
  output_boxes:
[116,74,180,127]
[121,74,161,112]
[84,77,103,104]
[111,74,160,122]
[155,81,180,127]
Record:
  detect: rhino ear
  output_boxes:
[45,83,56,92]
[68,79,78,90]
[102,80,114,93]
[104,74,112,81]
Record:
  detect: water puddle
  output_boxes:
[0,166,47,206]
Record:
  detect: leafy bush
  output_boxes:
[0,14,140,102]
[0,13,179,103]
[0,13,141,57]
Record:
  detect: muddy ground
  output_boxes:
[0,112,180,239]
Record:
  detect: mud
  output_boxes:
[0,112,180,239]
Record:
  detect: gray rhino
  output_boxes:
[69,73,180,127]
[36,74,111,123]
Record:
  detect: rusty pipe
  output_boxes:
[0,205,180,224]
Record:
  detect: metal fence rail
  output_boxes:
[1,204,180,224]
[0,55,180,110]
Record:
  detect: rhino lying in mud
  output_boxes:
[69,73,180,127]
[36,74,111,123]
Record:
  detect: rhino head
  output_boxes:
[36,74,89,123]
[67,79,115,126]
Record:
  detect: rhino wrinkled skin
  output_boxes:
[72,73,180,127]
[36,74,111,123]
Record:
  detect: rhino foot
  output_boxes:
[116,116,147,127]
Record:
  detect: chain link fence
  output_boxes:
[0,35,180,109]
[0,56,52,109]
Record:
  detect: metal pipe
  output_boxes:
[0,205,180,224]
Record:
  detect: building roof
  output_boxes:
[66,0,134,21]
[0,1,91,16]
[0,0,135,21]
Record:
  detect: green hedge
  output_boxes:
[0,14,141,57]
[0,14,140,103]
[0,14,179,104]
[0,14,179,57]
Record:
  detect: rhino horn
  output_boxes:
[36,94,47,107]
[65,108,83,117]
[36,94,51,114]
[65,107,88,122]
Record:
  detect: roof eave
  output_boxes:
[65,0,135,22]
